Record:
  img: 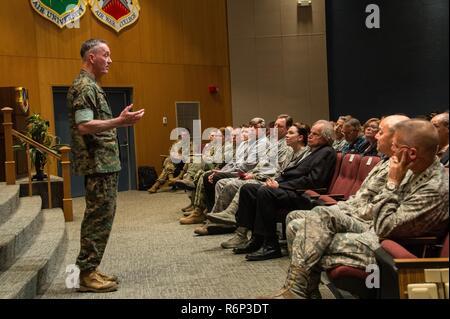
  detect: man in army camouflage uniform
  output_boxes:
[68,39,144,292]
[267,118,449,299]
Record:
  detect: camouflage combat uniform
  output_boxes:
[68,70,121,272]
[287,158,449,284]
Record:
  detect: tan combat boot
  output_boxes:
[181,203,194,212]
[179,208,206,225]
[259,265,308,299]
[194,223,209,235]
[95,268,119,284]
[148,181,161,193]
[78,270,118,293]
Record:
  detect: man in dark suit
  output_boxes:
[233,120,337,261]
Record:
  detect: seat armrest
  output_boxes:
[322,193,345,201]
[381,240,417,259]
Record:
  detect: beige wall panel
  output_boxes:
[281,0,311,35]
[140,0,184,64]
[308,35,329,122]
[254,0,282,37]
[221,66,233,125]
[282,36,311,124]
[0,1,37,57]
[310,0,326,34]
[255,37,284,123]
[281,0,326,35]
[228,0,329,127]
[227,0,255,39]
[228,37,258,125]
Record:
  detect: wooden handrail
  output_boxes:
[12,129,61,160]
[2,107,73,222]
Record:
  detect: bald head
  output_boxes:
[431,112,449,148]
[382,115,411,133]
[431,112,449,126]
[375,115,410,156]
[394,119,439,157]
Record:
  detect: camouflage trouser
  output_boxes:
[157,157,176,183]
[286,205,374,273]
[76,172,118,272]
[192,171,209,210]
[211,178,262,214]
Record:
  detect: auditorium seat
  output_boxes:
[376,234,449,298]
[318,155,380,205]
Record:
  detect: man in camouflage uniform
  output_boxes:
[268,118,449,299]
[68,39,144,292]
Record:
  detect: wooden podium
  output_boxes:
[0,87,30,182]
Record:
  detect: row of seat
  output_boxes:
[305,153,381,205]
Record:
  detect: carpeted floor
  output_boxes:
[40,188,334,299]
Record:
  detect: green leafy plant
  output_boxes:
[23,114,66,181]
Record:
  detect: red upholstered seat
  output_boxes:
[318,156,380,205]
[327,265,367,280]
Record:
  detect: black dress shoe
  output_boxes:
[233,235,263,254]
[245,243,282,261]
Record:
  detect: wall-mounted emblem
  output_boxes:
[15,87,30,115]
[30,0,88,29]
[90,0,140,32]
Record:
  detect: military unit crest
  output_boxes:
[29,0,140,32]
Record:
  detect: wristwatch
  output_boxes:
[386,181,398,191]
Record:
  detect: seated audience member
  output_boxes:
[202,118,268,213]
[360,118,380,156]
[232,120,337,261]
[431,112,449,167]
[341,118,366,155]
[332,115,352,152]
[177,128,225,212]
[148,133,188,193]
[209,122,309,246]
[179,120,265,225]
[195,116,300,236]
[195,115,294,235]
[266,119,449,299]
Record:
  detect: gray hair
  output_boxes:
[344,118,362,131]
[313,120,335,146]
[80,39,108,60]
[249,117,266,128]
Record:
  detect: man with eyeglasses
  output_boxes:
[341,118,367,155]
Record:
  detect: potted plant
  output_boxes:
[24,114,64,181]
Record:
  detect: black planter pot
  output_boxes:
[32,152,47,181]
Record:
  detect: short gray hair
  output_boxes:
[249,117,266,128]
[313,120,335,146]
[80,39,107,60]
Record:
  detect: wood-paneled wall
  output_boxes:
[0,0,231,171]
[227,0,329,127]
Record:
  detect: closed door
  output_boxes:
[53,87,137,197]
